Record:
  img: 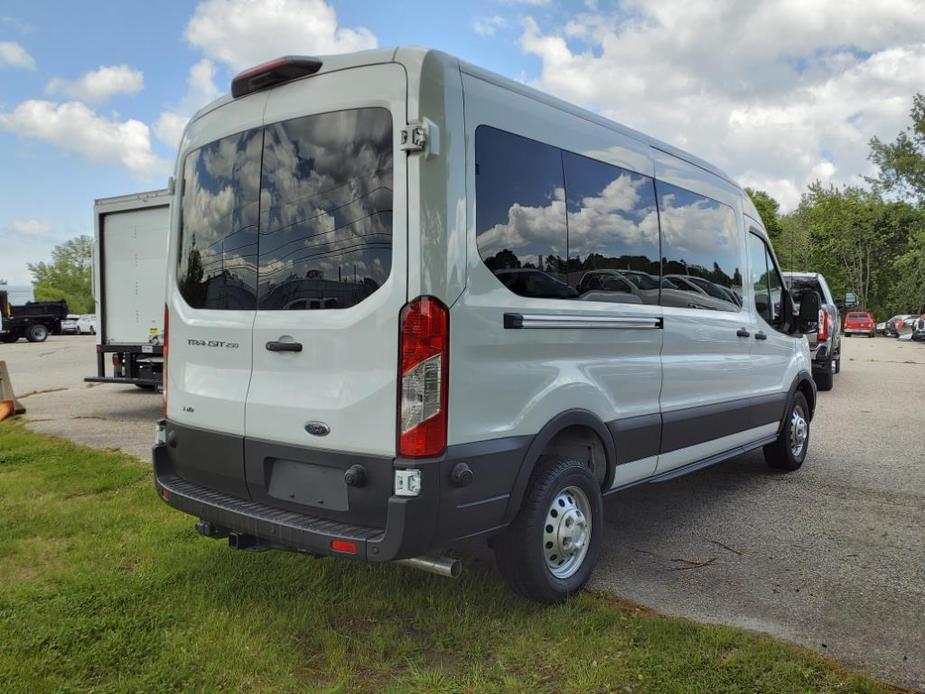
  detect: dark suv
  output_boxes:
[783,272,841,391]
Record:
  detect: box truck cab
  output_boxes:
[154,48,820,602]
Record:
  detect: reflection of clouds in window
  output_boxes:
[178,128,261,309]
[177,108,393,311]
[658,191,738,258]
[477,187,567,260]
[657,181,742,311]
[257,108,393,310]
[565,169,659,259]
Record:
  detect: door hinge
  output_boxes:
[400,118,439,157]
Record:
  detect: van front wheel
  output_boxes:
[764,392,810,471]
[495,456,603,603]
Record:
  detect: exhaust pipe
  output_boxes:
[395,554,462,579]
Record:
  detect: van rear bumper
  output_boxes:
[155,442,432,561]
[153,421,529,562]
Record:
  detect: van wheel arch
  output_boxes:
[505,411,615,525]
[782,372,816,429]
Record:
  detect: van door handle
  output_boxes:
[266,340,303,352]
[754,331,768,341]
[736,328,750,338]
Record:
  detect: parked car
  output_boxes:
[911,316,925,342]
[153,48,821,603]
[76,314,97,335]
[875,321,888,335]
[61,314,81,335]
[843,311,875,338]
[782,272,841,391]
[885,314,919,337]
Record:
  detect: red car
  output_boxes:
[844,311,876,337]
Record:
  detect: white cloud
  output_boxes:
[0,100,169,179]
[518,1,925,211]
[154,58,222,148]
[8,218,51,237]
[0,41,35,69]
[473,15,508,37]
[45,64,144,104]
[185,0,377,71]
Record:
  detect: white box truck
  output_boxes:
[86,189,170,389]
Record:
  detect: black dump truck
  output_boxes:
[0,291,68,343]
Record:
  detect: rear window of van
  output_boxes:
[177,107,393,311]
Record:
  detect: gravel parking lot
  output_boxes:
[1,333,923,689]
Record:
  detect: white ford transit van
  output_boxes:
[154,48,820,603]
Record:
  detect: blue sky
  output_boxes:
[2,0,923,284]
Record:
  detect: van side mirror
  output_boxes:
[796,291,820,334]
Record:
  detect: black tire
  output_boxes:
[834,357,841,374]
[26,324,49,343]
[494,456,603,603]
[814,361,834,391]
[1,333,19,343]
[844,332,851,337]
[764,391,810,471]
[135,384,157,390]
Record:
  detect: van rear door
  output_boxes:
[243,65,407,503]
[165,93,268,497]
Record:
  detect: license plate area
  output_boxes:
[243,438,393,527]
[267,459,349,512]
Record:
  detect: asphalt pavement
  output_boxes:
[1,333,923,690]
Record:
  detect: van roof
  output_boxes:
[189,46,740,194]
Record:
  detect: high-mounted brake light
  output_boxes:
[231,55,323,98]
[398,297,449,458]
[162,304,169,417]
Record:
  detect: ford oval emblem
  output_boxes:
[305,421,330,437]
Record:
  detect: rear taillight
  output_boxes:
[818,308,828,341]
[398,296,448,458]
[162,304,169,417]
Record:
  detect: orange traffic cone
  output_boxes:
[0,360,25,420]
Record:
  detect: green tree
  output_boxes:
[789,185,914,313]
[745,188,785,242]
[28,235,94,314]
[886,215,925,314]
[868,93,925,203]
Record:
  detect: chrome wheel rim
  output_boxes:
[790,404,808,458]
[543,485,592,579]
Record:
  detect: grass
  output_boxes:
[0,420,896,693]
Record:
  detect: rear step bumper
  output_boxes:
[154,442,436,562]
[153,423,529,561]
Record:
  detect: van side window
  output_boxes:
[656,182,743,312]
[475,126,573,299]
[178,128,262,310]
[258,108,393,310]
[562,152,660,305]
[748,231,785,326]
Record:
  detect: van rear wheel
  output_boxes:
[495,456,603,603]
[764,392,810,471]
